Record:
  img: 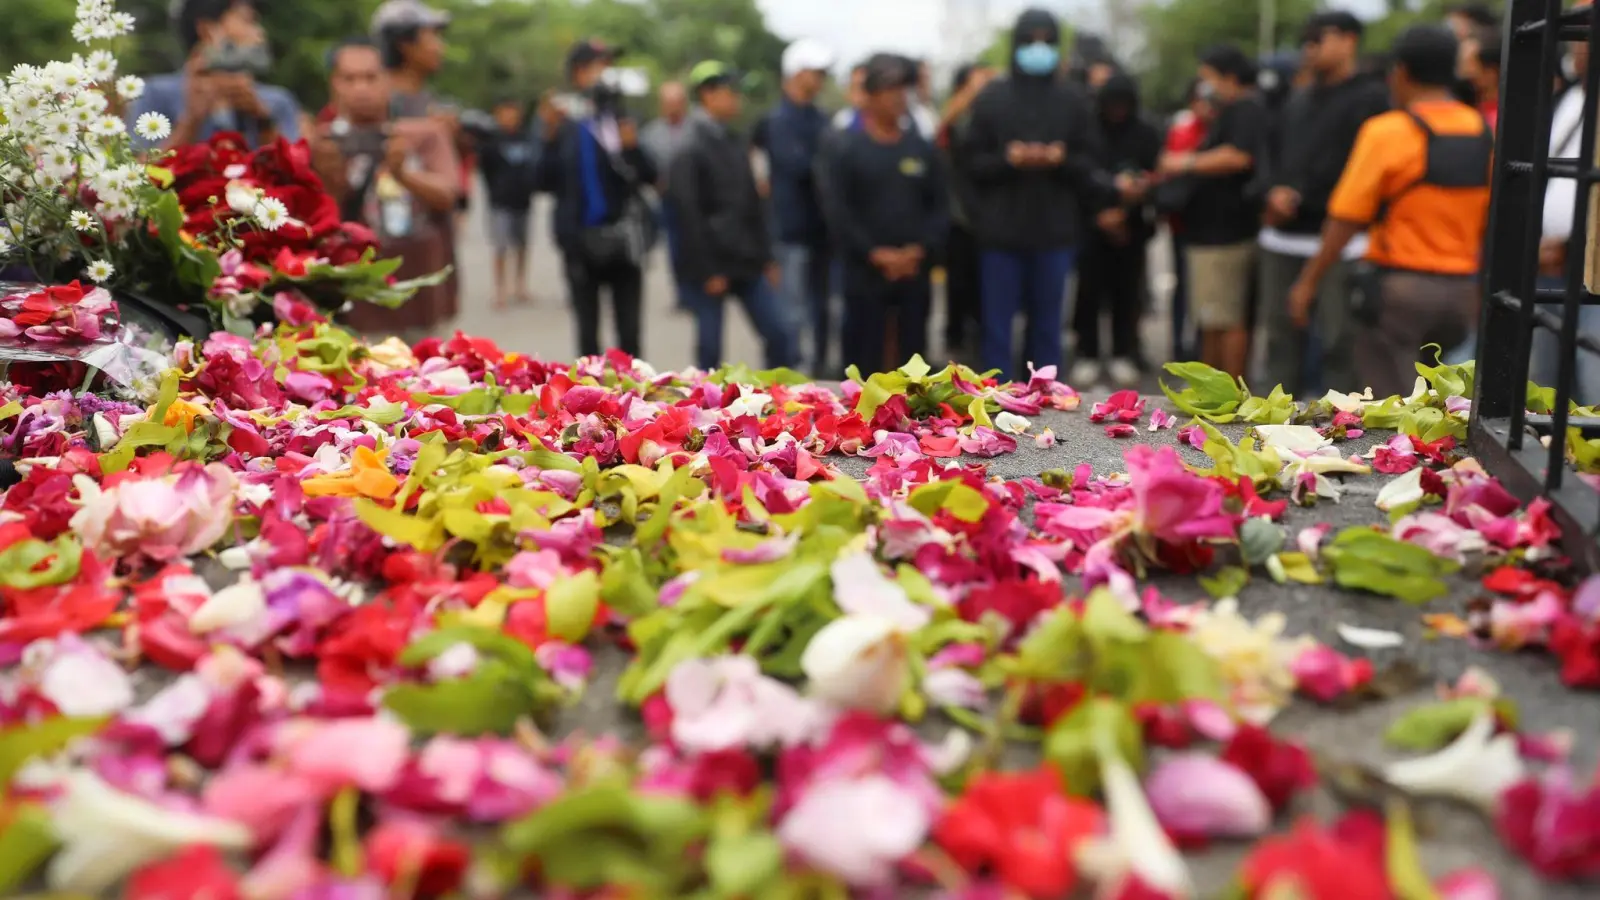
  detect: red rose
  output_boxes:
[125,845,240,900]
[364,820,470,899]
[1220,724,1318,813]
[1238,813,1390,900]
[933,766,1105,899]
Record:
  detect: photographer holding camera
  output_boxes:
[312,38,460,341]
[534,39,658,360]
[129,0,301,150]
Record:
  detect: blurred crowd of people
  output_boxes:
[128,1,1591,399]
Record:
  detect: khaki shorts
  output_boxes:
[1188,241,1257,330]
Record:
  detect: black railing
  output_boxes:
[1473,0,1600,568]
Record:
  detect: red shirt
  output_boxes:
[1478,100,1499,133]
[1163,112,1209,232]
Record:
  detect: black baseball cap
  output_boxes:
[1302,10,1365,44]
[862,53,916,93]
[566,38,621,74]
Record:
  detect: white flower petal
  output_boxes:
[800,615,909,714]
[1336,623,1406,650]
[1376,467,1428,511]
[1384,711,1525,810]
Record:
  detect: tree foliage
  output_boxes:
[1137,0,1321,109]
[0,0,786,118]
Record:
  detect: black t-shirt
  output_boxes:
[479,129,541,211]
[1184,95,1271,246]
[825,128,949,262]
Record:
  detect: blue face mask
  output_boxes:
[1015,42,1060,76]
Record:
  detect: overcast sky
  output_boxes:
[756,0,1391,68]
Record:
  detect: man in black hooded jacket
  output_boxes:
[961,7,1113,381]
[1071,72,1161,388]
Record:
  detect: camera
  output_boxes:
[328,116,389,159]
[201,40,272,76]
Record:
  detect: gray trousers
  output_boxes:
[1258,249,1356,395]
[1356,270,1477,399]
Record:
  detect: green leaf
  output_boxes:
[706,830,784,896]
[1200,565,1250,599]
[1081,588,1148,645]
[354,498,446,552]
[329,786,363,877]
[849,369,911,421]
[906,479,991,523]
[601,549,662,619]
[1384,698,1492,751]
[383,664,544,736]
[1323,527,1460,604]
[1239,518,1285,566]
[547,570,602,642]
[1414,346,1474,398]
[399,625,543,673]
[1238,383,1298,424]
[501,784,705,891]
[0,803,57,894]
[1160,361,1245,422]
[1044,697,1143,796]
[1266,551,1325,585]
[0,535,83,590]
[1385,800,1442,900]
[0,716,108,786]
[1132,631,1224,704]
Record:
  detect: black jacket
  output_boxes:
[1267,72,1391,236]
[666,115,772,285]
[958,9,1113,251]
[534,116,658,254]
[1096,73,1162,244]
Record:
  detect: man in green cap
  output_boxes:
[666,62,799,371]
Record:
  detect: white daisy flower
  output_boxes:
[69,210,95,232]
[134,112,170,142]
[84,50,116,82]
[71,89,107,113]
[88,114,124,137]
[253,197,290,231]
[39,113,77,142]
[84,259,114,282]
[47,61,88,94]
[0,233,12,257]
[108,13,135,36]
[115,75,143,101]
[71,22,96,44]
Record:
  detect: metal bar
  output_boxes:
[1487,291,1600,352]
[1547,1,1600,490]
[1524,413,1600,430]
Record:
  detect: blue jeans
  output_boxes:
[979,249,1077,380]
[685,276,799,372]
[1531,275,1600,404]
[658,202,687,308]
[776,243,834,374]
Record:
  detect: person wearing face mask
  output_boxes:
[129,0,301,150]
[960,8,1114,381]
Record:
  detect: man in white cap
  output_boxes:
[370,0,451,118]
[756,38,837,375]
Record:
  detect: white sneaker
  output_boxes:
[1108,358,1141,388]
[1068,359,1102,388]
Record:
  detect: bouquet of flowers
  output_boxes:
[0,1,164,292]
[0,0,445,343]
[164,132,446,329]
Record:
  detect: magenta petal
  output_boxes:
[1144,753,1271,839]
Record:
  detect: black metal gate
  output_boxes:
[1473,0,1600,568]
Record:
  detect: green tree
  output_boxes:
[1136,0,1319,109]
